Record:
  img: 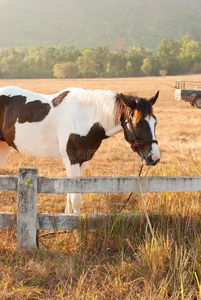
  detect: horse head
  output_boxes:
[119,91,160,166]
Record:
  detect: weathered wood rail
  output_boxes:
[0,167,201,250]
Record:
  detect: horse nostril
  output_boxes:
[147,155,160,166]
[152,158,160,166]
[147,156,153,165]
[152,153,161,162]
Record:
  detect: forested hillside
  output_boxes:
[0,0,200,51]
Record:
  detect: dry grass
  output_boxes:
[1,75,201,299]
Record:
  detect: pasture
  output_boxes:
[1,75,201,299]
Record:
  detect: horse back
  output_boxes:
[0,87,60,152]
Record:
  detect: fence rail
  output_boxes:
[0,167,201,250]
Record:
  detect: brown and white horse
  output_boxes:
[0,86,160,213]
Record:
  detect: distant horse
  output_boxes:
[0,86,160,213]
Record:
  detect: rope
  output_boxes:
[118,163,143,213]
[118,163,154,236]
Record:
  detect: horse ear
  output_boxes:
[120,93,136,109]
[149,91,159,106]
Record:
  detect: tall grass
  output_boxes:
[1,209,201,299]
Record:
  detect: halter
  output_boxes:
[122,110,158,156]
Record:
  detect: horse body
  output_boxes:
[0,86,160,214]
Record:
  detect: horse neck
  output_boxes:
[72,89,124,137]
[97,96,123,137]
[105,122,123,137]
[104,94,129,137]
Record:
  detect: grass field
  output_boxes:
[1,75,201,299]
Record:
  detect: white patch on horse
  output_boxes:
[144,115,160,163]
[66,88,118,131]
[106,124,122,136]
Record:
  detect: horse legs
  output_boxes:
[64,161,89,214]
[80,161,89,176]
[0,142,11,168]
[66,193,73,214]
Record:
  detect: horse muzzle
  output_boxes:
[143,154,160,166]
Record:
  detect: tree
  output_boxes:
[53,62,79,79]
[126,46,153,76]
[141,57,160,76]
[76,49,100,77]
[157,39,181,75]
[1,48,25,78]
[107,52,127,77]
[24,46,55,78]
[125,60,133,77]
[93,46,110,78]
[180,36,201,73]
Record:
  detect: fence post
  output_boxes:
[17,167,38,250]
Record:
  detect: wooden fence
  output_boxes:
[0,167,201,250]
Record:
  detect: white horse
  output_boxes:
[0,86,160,213]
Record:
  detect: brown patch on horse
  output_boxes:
[18,100,51,123]
[0,95,51,149]
[115,94,153,124]
[67,122,108,165]
[115,94,130,124]
[0,95,26,149]
[134,98,153,123]
[52,91,69,107]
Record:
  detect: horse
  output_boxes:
[0,86,160,213]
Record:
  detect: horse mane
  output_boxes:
[134,97,153,123]
[59,88,153,127]
[115,94,153,123]
[65,88,119,127]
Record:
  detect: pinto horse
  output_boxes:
[0,86,160,213]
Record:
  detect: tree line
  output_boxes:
[0,35,201,79]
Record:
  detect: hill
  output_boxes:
[0,0,201,50]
